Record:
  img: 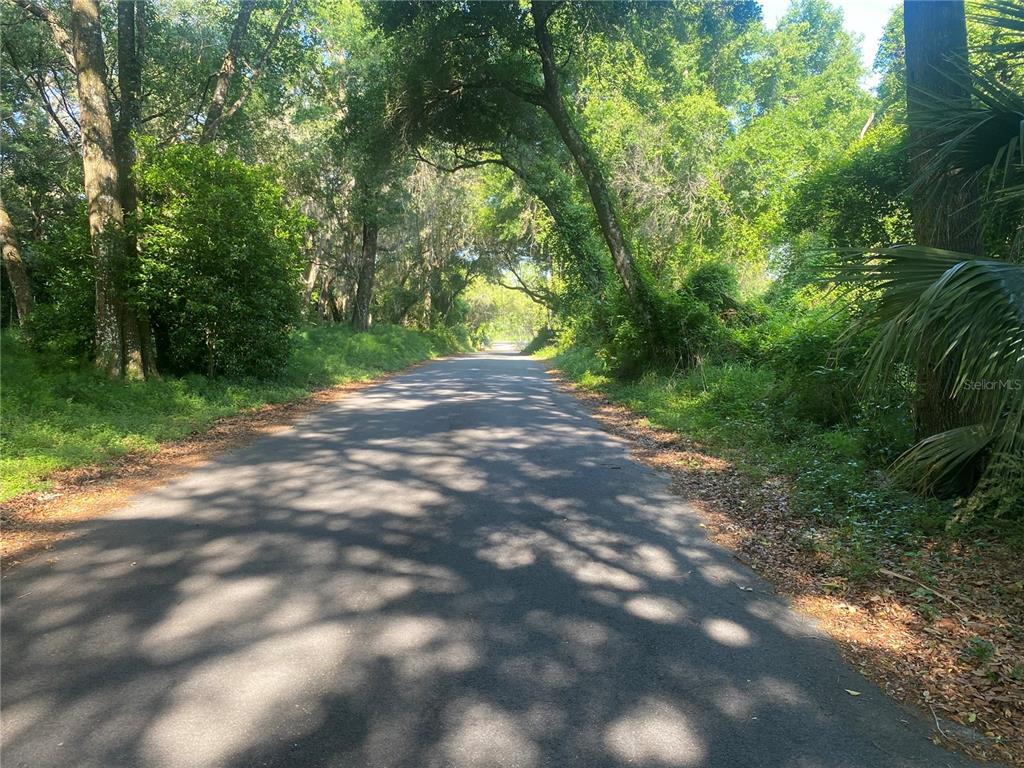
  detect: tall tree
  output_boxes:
[115,0,156,376]
[8,0,146,376]
[336,21,408,332]
[69,0,145,377]
[903,0,982,441]
[904,0,982,255]
[352,220,378,331]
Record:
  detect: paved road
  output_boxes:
[2,353,983,768]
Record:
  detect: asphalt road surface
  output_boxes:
[1,353,985,768]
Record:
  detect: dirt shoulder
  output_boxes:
[551,370,1023,768]
[0,365,430,571]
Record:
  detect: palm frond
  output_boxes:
[833,246,1024,495]
[971,0,1024,59]
[891,424,994,493]
[907,63,1024,217]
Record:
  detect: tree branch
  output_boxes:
[501,257,557,309]
[50,67,80,129]
[414,148,509,174]
[219,0,297,123]
[2,39,75,141]
[7,0,75,70]
[199,0,256,144]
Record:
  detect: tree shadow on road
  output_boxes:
[0,356,982,768]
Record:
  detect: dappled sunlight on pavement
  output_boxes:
[1,354,982,767]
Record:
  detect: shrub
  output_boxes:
[136,141,306,377]
[522,326,557,355]
[605,283,725,377]
[682,261,738,313]
[769,324,858,427]
[21,211,94,359]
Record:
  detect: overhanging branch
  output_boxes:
[8,0,76,70]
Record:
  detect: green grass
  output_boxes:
[0,325,462,501]
[539,344,1004,575]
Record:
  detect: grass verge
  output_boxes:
[1,324,461,502]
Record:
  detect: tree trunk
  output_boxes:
[352,221,378,331]
[904,0,981,441]
[0,197,33,325]
[116,0,157,377]
[302,259,320,313]
[70,0,143,378]
[904,0,982,254]
[531,1,641,308]
[317,272,334,321]
[200,0,256,144]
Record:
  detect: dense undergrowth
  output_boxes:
[0,325,464,501]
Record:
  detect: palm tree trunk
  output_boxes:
[904,0,982,254]
[904,0,981,441]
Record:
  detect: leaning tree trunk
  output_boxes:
[71,0,144,378]
[200,0,256,144]
[352,221,378,331]
[0,196,33,325]
[904,0,982,441]
[531,1,642,309]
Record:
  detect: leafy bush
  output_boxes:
[137,142,306,377]
[605,282,725,376]
[767,316,862,428]
[522,326,557,355]
[21,210,94,359]
[786,119,912,247]
[682,261,738,313]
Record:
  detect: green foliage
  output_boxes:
[825,1,1024,517]
[601,282,724,376]
[522,326,558,356]
[786,119,913,250]
[682,261,738,313]
[963,636,997,664]
[21,214,94,359]
[463,278,548,345]
[766,312,863,429]
[833,246,1024,515]
[873,7,906,118]
[0,325,462,501]
[137,142,307,377]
